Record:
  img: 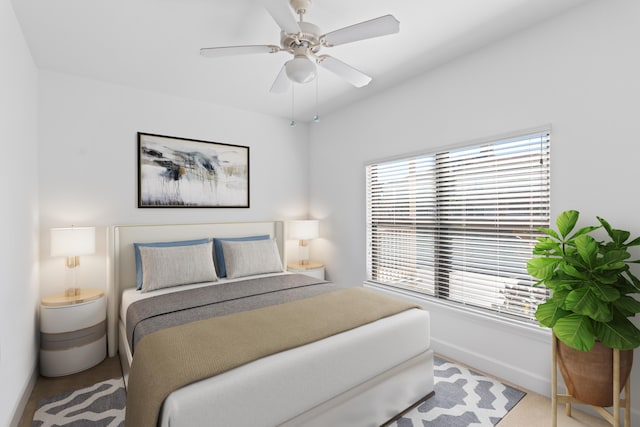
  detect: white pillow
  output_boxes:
[221,239,283,279]
[139,241,217,292]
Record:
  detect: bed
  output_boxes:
[107,221,434,427]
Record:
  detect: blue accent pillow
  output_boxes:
[134,238,210,290]
[213,235,270,278]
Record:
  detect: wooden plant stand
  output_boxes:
[551,333,631,427]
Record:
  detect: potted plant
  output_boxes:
[527,210,640,407]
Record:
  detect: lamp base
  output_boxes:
[65,287,81,297]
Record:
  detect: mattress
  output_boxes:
[157,308,431,427]
[119,274,432,426]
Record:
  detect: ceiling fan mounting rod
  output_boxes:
[290,0,312,17]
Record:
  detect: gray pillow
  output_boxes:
[139,241,217,292]
[221,239,283,279]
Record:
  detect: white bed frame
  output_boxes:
[107,221,434,426]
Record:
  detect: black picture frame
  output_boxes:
[137,132,250,208]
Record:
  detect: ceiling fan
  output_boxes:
[200,0,400,93]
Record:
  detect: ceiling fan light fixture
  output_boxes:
[285,55,317,84]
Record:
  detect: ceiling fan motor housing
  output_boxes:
[281,21,322,55]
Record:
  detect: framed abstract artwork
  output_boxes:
[137,132,250,208]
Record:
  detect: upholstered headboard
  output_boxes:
[106,221,286,357]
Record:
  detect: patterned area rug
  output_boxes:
[32,377,125,427]
[32,357,524,427]
[390,356,526,427]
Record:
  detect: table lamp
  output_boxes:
[50,226,96,296]
[288,220,319,265]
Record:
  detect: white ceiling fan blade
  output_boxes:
[270,64,291,93]
[318,55,372,88]
[200,45,279,58]
[261,0,301,34]
[322,15,399,47]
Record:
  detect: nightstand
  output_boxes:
[40,288,107,377]
[287,261,325,280]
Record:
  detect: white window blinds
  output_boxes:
[366,131,551,321]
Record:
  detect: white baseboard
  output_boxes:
[431,336,550,395]
[10,364,38,427]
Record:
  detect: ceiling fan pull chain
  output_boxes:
[313,72,320,123]
[290,85,296,127]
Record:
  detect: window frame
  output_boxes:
[365,128,551,323]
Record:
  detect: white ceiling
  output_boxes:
[12,0,588,122]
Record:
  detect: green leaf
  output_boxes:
[537,227,559,240]
[563,253,587,270]
[535,300,570,328]
[593,312,640,350]
[596,261,627,272]
[533,238,560,253]
[612,230,631,246]
[598,216,631,247]
[575,235,598,268]
[556,210,579,238]
[602,249,630,264]
[550,288,571,301]
[553,314,595,351]
[614,296,640,315]
[564,287,612,322]
[526,257,560,280]
[627,236,640,247]
[591,272,618,285]
[625,271,640,292]
[567,225,600,241]
[597,216,615,239]
[541,279,576,292]
[614,276,640,295]
[559,263,589,280]
[590,282,620,302]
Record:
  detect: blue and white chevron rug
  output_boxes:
[390,356,526,427]
[32,357,524,427]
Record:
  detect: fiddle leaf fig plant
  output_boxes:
[527,210,640,352]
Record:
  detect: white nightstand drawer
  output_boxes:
[40,297,106,333]
[40,289,106,377]
[40,336,107,377]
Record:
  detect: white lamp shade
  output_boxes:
[285,56,317,84]
[288,220,319,240]
[50,227,96,257]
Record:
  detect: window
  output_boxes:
[366,130,551,321]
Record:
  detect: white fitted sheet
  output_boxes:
[119,271,292,322]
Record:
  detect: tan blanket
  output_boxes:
[125,287,420,427]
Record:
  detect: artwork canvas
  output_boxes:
[138,133,249,208]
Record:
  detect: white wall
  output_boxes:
[38,71,311,299]
[309,0,640,416]
[0,1,39,426]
